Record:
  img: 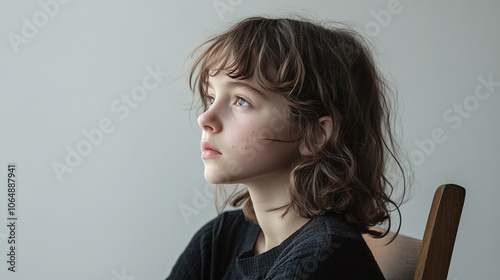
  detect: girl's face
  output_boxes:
[197,71,301,186]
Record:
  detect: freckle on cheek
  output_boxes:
[232,145,234,148]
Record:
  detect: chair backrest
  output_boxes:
[363,184,466,280]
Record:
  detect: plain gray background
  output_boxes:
[1,0,499,279]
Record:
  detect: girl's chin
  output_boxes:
[204,172,231,185]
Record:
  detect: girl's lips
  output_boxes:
[201,140,222,159]
[201,149,222,159]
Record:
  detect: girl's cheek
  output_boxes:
[230,124,260,163]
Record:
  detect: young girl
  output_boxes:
[167,16,407,280]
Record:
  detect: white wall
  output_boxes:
[1,0,498,279]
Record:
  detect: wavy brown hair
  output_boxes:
[188,16,409,238]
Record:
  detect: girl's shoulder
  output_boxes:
[287,213,363,249]
[217,209,247,221]
[198,209,257,242]
[210,209,252,231]
[168,211,256,279]
[308,213,363,240]
[198,209,248,230]
[271,214,385,279]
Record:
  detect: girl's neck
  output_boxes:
[245,176,310,255]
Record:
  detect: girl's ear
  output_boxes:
[299,116,333,157]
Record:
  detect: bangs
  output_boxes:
[189,17,307,111]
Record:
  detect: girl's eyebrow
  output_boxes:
[208,80,267,99]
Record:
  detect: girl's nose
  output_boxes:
[197,106,222,133]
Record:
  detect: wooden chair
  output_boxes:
[363,184,466,280]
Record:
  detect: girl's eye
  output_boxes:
[205,95,215,105]
[236,97,251,107]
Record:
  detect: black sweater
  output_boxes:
[166,210,385,279]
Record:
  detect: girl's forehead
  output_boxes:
[206,50,237,73]
[208,71,263,94]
